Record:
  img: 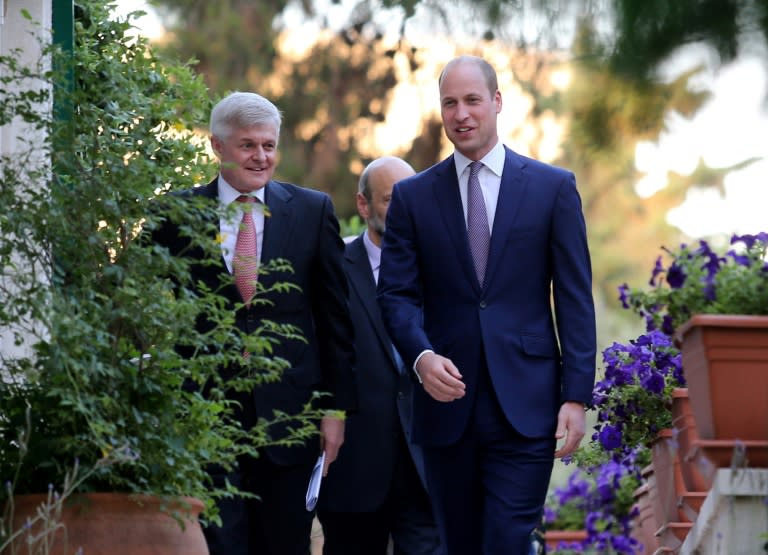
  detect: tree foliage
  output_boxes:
[609,0,768,77]
[0,0,325,520]
[147,0,761,337]
[151,0,426,217]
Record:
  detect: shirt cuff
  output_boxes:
[412,349,434,384]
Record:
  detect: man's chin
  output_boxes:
[238,179,269,192]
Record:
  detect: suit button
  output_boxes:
[397,391,405,400]
[479,301,487,309]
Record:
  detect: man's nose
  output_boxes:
[455,102,469,121]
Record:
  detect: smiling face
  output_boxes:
[210,124,278,193]
[439,58,502,161]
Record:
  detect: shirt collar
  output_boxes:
[362,229,381,271]
[453,140,505,178]
[217,175,266,205]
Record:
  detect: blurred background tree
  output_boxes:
[146,0,766,344]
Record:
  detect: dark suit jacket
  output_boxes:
[319,234,427,511]
[153,177,357,465]
[377,147,596,447]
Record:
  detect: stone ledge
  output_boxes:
[680,468,768,555]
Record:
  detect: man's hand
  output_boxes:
[416,352,465,402]
[319,415,345,476]
[554,401,586,458]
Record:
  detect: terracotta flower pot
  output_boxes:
[676,314,768,441]
[670,387,710,492]
[5,492,208,555]
[646,428,706,551]
[649,429,689,525]
[655,521,693,551]
[543,529,588,552]
[630,482,660,555]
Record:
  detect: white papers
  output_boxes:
[305,451,326,511]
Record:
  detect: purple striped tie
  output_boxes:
[467,161,490,287]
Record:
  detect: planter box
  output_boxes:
[671,387,710,493]
[630,482,660,555]
[676,315,768,441]
[543,530,588,552]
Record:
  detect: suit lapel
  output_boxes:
[431,156,481,294]
[345,236,398,371]
[261,181,293,269]
[484,147,527,290]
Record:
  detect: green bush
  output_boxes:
[0,1,322,523]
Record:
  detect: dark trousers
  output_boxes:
[318,433,443,555]
[423,364,555,555]
[204,454,316,555]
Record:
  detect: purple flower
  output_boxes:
[727,249,751,267]
[696,240,723,278]
[649,256,664,286]
[666,261,686,288]
[703,280,716,301]
[661,314,675,335]
[598,423,623,451]
[732,233,758,249]
[641,369,665,395]
[618,283,631,309]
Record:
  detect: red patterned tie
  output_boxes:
[467,161,490,287]
[234,195,258,305]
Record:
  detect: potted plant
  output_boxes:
[543,458,641,554]
[577,330,685,465]
[570,330,688,550]
[619,233,768,474]
[0,3,323,553]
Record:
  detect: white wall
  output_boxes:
[0,0,52,360]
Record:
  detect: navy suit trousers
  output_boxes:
[422,361,555,555]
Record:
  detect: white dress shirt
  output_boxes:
[453,140,505,234]
[217,176,266,274]
[363,230,382,285]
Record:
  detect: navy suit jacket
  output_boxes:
[153,177,357,465]
[377,147,596,447]
[319,234,427,511]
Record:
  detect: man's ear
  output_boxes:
[356,192,370,221]
[210,135,221,156]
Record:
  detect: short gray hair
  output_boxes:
[439,55,499,97]
[210,92,282,140]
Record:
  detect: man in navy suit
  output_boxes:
[152,92,356,555]
[317,157,443,555]
[377,56,596,554]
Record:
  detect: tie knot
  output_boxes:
[470,161,483,177]
[237,195,256,204]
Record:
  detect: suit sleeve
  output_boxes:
[376,183,432,372]
[310,194,358,412]
[550,173,596,404]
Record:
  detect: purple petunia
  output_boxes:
[666,261,686,288]
[641,369,665,395]
[649,255,664,286]
[618,283,631,309]
[727,249,751,267]
[598,423,623,451]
